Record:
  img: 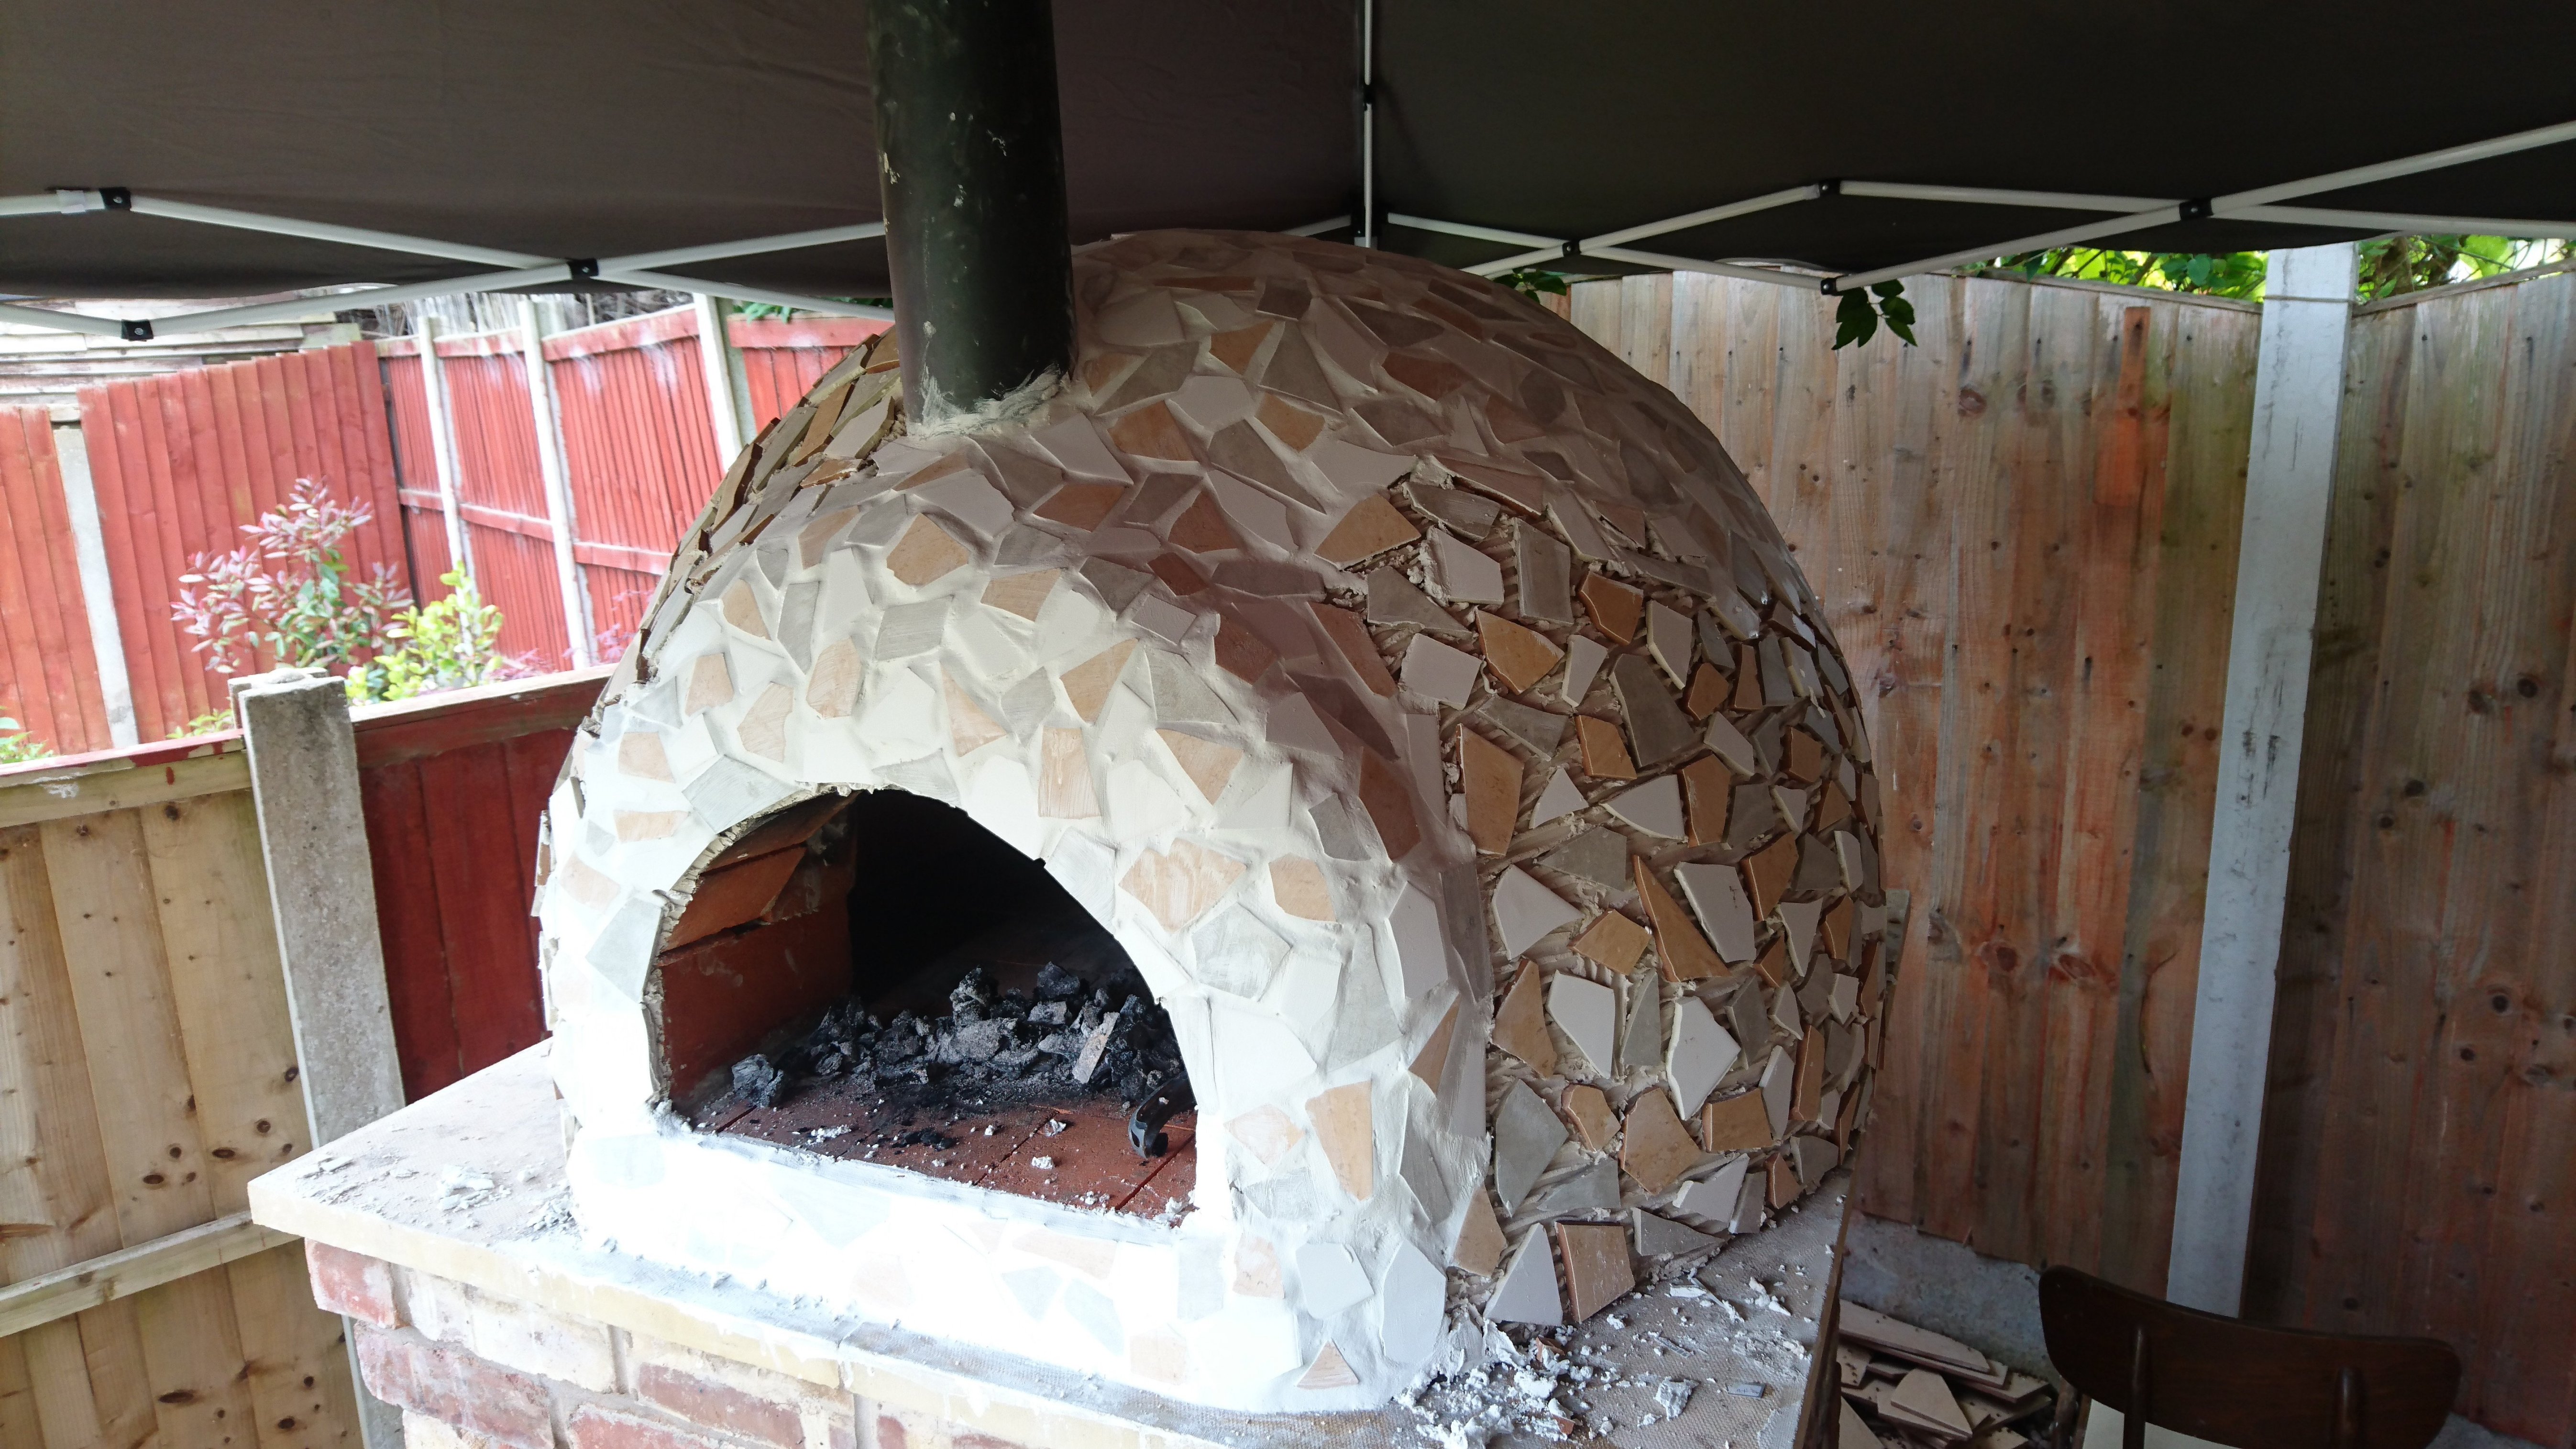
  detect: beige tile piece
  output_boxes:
[1109,400,1196,462]
[1570,910,1650,973]
[1745,833,1800,916]
[1315,493,1421,566]
[1888,1369,1975,1439]
[1156,728,1244,802]
[1682,754,1733,845]
[1635,857,1725,981]
[1256,392,1324,451]
[1451,1191,1507,1276]
[1208,320,1275,373]
[1491,963,1559,1076]
[1618,1087,1701,1195]
[1794,1026,1826,1123]
[1226,1105,1304,1166]
[1034,481,1126,531]
[1476,610,1566,693]
[1307,1082,1374,1200]
[1410,997,1461,1087]
[1167,490,1242,553]
[1699,1091,1774,1152]
[1562,1083,1618,1151]
[1553,1222,1635,1322]
[683,652,732,716]
[614,810,683,842]
[1685,661,1729,719]
[799,505,859,567]
[1457,725,1523,855]
[1579,572,1643,643]
[1036,728,1100,819]
[886,514,970,586]
[617,731,673,780]
[1232,1234,1282,1296]
[1119,838,1245,931]
[1576,715,1637,780]
[806,639,861,717]
[738,682,791,761]
[1357,750,1422,861]
[1822,896,1857,961]
[1297,1343,1360,1390]
[1311,599,1398,696]
[982,569,1060,620]
[1058,640,1137,721]
[1269,855,1335,920]
[719,579,769,638]
[940,671,1007,756]
[1214,613,1277,682]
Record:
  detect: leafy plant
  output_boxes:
[354,569,536,704]
[1992,247,2270,299]
[171,478,411,701]
[1494,268,1572,303]
[172,709,235,738]
[2356,234,2567,299]
[1833,280,1916,350]
[735,298,890,322]
[0,715,52,764]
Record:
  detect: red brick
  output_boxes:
[355,1323,551,1449]
[568,1404,720,1449]
[636,1363,802,1448]
[306,1240,400,1327]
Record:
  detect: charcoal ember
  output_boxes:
[941,1018,1012,1063]
[1035,1029,1077,1056]
[948,967,996,1021]
[809,1048,848,1078]
[1028,999,1070,1027]
[991,1046,1044,1073]
[1035,962,1086,1002]
[730,1054,786,1107]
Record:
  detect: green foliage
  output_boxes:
[171,477,410,704]
[353,569,531,704]
[734,298,891,322]
[0,715,52,764]
[1993,247,2270,299]
[2356,235,2566,300]
[1833,280,1916,350]
[172,710,235,738]
[1494,268,1572,303]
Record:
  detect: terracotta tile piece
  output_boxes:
[1315,493,1422,566]
[720,579,769,637]
[1491,963,1559,1076]
[1682,755,1734,845]
[886,514,970,586]
[1619,1088,1702,1195]
[1213,613,1277,682]
[1167,490,1242,553]
[1108,400,1196,462]
[1269,856,1335,920]
[1563,1084,1618,1150]
[1307,1082,1375,1200]
[1570,910,1651,973]
[1553,1222,1636,1322]
[1255,392,1324,451]
[1733,641,1767,712]
[1410,997,1461,1087]
[1786,728,1827,783]
[1384,351,1472,399]
[1457,725,1524,855]
[1451,1191,1508,1275]
[1298,1344,1360,1391]
[1119,839,1245,931]
[1156,728,1244,802]
[1685,661,1729,719]
[1440,455,1547,516]
[1058,640,1137,721]
[684,652,733,715]
[982,569,1060,620]
[1356,749,1424,860]
[1634,857,1725,981]
[1794,1027,1826,1123]
[1576,716,1638,780]
[1148,552,1211,595]
[1310,599,1398,696]
[1822,896,1857,961]
[1745,834,1800,916]
[1208,320,1275,373]
[1700,1091,1774,1152]
[943,672,1008,756]
[1476,611,1566,693]
[1579,572,1644,642]
[1034,481,1126,531]
[618,731,674,780]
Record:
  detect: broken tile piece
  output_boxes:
[1452,1191,1507,1275]
[1119,839,1245,932]
[1538,826,1630,890]
[943,672,1008,755]
[1475,695,1569,756]
[1356,750,1423,861]
[1309,599,1398,697]
[1487,1227,1563,1325]
[1604,775,1685,839]
[1745,834,1800,917]
[1667,996,1743,1114]
[1493,1081,1571,1212]
[1888,1369,1975,1440]
[1425,528,1504,603]
[1315,493,1420,565]
[1562,1084,1618,1151]
[1705,709,1761,776]
[1307,1082,1374,1201]
[1492,964,1559,1076]
[1675,862,1761,963]
[982,569,1060,620]
[1228,1105,1305,1166]
[1058,640,1137,722]
[1684,661,1729,719]
[1516,524,1574,622]
[886,513,970,586]
[1400,633,1480,708]
[1561,634,1609,706]
[1367,566,1468,637]
[1035,481,1127,531]
[1777,899,1824,973]
[1620,967,1663,1076]
[1619,1088,1702,1195]
[1531,1158,1619,1217]
[719,579,769,638]
[1701,1091,1773,1153]
[1167,490,1242,553]
[1409,481,1502,538]
[1156,728,1244,802]
[1635,858,1725,981]
[1492,866,1581,958]
[1410,998,1461,1087]
[1457,725,1523,854]
[1576,716,1637,780]
[1646,602,1694,686]
[1634,1207,1722,1258]
[1570,911,1650,974]
[1759,1047,1795,1140]
[1553,1222,1635,1323]
[1681,755,1733,846]
[1297,1343,1361,1391]
[1530,768,1588,827]
[1611,653,1699,767]
[1579,573,1644,642]
[1476,611,1566,693]
[684,653,733,715]
[1547,973,1618,1077]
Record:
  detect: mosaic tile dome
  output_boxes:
[534,229,1891,1410]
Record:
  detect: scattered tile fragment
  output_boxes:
[1576,716,1637,780]
[1675,862,1761,963]
[1547,973,1618,1077]
[1620,963,1662,1073]
[1685,661,1729,719]
[1647,601,1694,686]
[1367,567,1468,637]
[1553,1222,1635,1322]
[1451,1191,1507,1275]
[886,514,970,586]
[1476,611,1565,693]
[1310,599,1398,696]
[1579,573,1644,642]
[1611,653,1699,766]
[1426,528,1505,603]
[1307,1083,1374,1200]
[1634,1207,1722,1258]
[1315,493,1420,565]
[1492,964,1559,1076]
[1538,825,1631,890]
[1516,524,1574,621]
[1400,634,1480,708]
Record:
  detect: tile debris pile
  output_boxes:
[1834,1304,2055,1449]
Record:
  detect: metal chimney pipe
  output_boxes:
[867,0,1075,430]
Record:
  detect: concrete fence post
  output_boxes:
[51,416,141,748]
[231,667,407,1449]
[517,298,596,668]
[692,293,749,465]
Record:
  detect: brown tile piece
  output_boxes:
[1149,552,1211,595]
[1553,1222,1636,1322]
[684,653,733,715]
[1315,493,1421,566]
[1579,573,1644,643]
[1384,351,1472,399]
[1168,490,1243,553]
[1570,910,1650,973]
[1157,729,1244,802]
[1767,1153,1799,1209]
[1034,481,1126,531]
[1299,1343,1360,1390]
[1208,320,1275,374]
[1308,1083,1374,1201]
[1733,642,1766,711]
[665,848,804,950]
[1476,610,1566,693]
[1440,455,1547,516]
[720,579,769,637]
[1213,614,1278,682]
[1059,640,1137,721]
[1563,1084,1618,1151]
[982,569,1060,620]
[1119,839,1245,931]
[1619,1087,1702,1195]
[1683,755,1734,845]
[1109,400,1196,462]
[1701,1091,1775,1152]
[1635,857,1725,981]
[1452,1192,1508,1275]
[1310,600,1398,697]
[1081,352,1137,395]
[1786,728,1827,783]
[1592,499,1647,546]
[1256,392,1324,451]
[1457,726,1524,855]
[1492,964,1559,1076]
[886,515,969,586]
[1685,661,1729,719]
[1356,750,1423,860]
[1745,834,1800,917]
[1270,856,1335,921]
[1816,779,1855,831]
[1410,997,1461,1087]
[1576,716,1637,780]
[1753,937,1791,989]
[1822,896,1856,961]
[1794,1027,1826,1123]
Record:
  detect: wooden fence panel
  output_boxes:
[2247,269,2576,1445]
[1564,271,2259,1287]
[729,315,888,431]
[0,741,361,1449]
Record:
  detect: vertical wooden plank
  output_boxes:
[69,1299,157,1449]
[20,1319,104,1448]
[142,791,316,1207]
[225,1242,363,1449]
[1720,281,1783,496]
[0,825,121,1284]
[359,761,464,1098]
[128,1273,255,1449]
[419,744,549,1075]
[0,1331,41,1448]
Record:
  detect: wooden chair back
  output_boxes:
[2039,1266,2459,1449]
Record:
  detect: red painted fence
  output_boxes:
[0,409,110,753]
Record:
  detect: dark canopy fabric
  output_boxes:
[4,1,2572,299]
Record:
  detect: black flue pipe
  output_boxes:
[866,0,1075,428]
